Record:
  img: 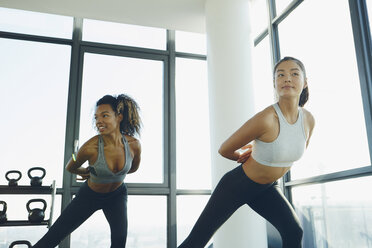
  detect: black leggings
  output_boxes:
[33,181,128,248]
[178,165,303,248]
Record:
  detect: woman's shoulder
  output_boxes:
[85,135,100,145]
[253,104,278,126]
[124,134,138,143]
[124,135,141,152]
[301,107,315,129]
[80,136,99,153]
[301,107,314,117]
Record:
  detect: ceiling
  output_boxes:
[0,0,207,33]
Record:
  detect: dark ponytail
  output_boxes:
[273,56,309,107]
[299,87,309,107]
[96,94,142,136]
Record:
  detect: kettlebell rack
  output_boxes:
[0,180,56,228]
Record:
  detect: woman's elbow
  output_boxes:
[218,147,223,156]
[129,157,140,174]
[65,165,73,173]
[65,161,75,173]
[128,165,139,174]
[218,146,228,158]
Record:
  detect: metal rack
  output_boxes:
[0,180,56,228]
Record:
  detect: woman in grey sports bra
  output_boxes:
[32,94,142,248]
[178,57,315,248]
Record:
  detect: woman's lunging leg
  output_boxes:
[178,170,245,248]
[248,184,303,248]
[103,190,128,248]
[33,188,98,248]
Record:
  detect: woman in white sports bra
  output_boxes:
[178,57,315,248]
[32,94,142,248]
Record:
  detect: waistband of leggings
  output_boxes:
[236,164,277,187]
[80,181,127,197]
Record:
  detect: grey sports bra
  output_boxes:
[88,135,133,184]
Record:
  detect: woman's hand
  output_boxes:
[237,144,253,163]
[76,167,90,181]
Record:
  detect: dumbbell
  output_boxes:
[9,240,32,248]
[5,170,22,187]
[26,199,47,223]
[27,167,46,187]
[0,200,7,224]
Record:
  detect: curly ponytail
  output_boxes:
[116,94,142,136]
[96,94,142,136]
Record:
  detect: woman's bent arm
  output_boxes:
[128,139,141,174]
[219,109,271,161]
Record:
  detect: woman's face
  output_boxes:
[274,60,307,100]
[94,104,122,134]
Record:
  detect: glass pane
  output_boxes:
[175,31,206,55]
[71,195,167,248]
[79,53,164,183]
[249,0,268,38]
[278,0,370,179]
[275,0,294,16]
[0,7,73,38]
[368,0,372,27]
[252,37,275,112]
[176,58,211,190]
[0,38,70,187]
[0,195,61,246]
[177,195,212,246]
[292,176,372,248]
[83,19,166,50]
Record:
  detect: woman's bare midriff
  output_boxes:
[242,156,291,184]
[87,180,123,193]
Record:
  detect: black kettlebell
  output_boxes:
[26,199,46,223]
[27,167,46,187]
[5,170,22,187]
[9,240,32,248]
[0,200,7,224]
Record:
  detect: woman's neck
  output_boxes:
[277,98,299,123]
[101,131,123,146]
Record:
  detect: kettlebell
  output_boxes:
[27,167,46,187]
[5,170,22,187]
[9,240,32,248]
[0,200,7,224]
[26,199,46,223]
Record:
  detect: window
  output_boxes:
[292,176,372,248]
[252,37,274,112]
[0,195,61,246]
[175,31,206,55]
[177,195,211,247]
[275,0,294,15]
[249,0,268,37]
[175,58,211,190]
[83,19,166,50]
[0,38,71,187]
[0,7,72,38]
[78,52,164,183]
[71,196,167,248]
[278,0,370,179]
[368,0,372,27]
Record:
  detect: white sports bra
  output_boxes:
[251,103,307,167]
